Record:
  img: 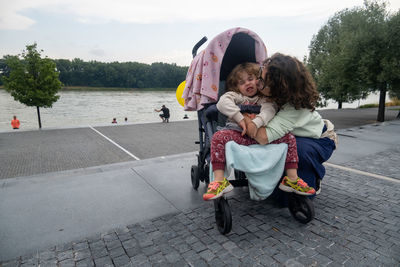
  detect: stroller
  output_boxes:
[182,28,315,235]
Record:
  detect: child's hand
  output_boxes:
[238,119,247,136]
[243,112,256,119]
[247,121,257,138]
[243,115,252,125]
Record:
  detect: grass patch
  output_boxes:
[359,98,400,108]
[387,98,400,106]
[359,103,379,108]
[61,86,175,91]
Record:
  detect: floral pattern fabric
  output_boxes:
[182,27,267,111]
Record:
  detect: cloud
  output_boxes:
[0,0,40,30]
[0,11,35,30]
[89,47,106,57]
[3,0,395,30]
[140,49,191,66]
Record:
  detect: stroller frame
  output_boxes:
[188,33,315,235]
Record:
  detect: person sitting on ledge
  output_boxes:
[154,105,170,123]
[11,115,20,129]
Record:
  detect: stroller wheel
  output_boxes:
[214,198,232,235]
[191,165,200,190]
[288,194,315,224]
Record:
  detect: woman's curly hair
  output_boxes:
[263,53,319,110]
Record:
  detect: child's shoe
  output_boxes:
[279,176,316,196]
[203,178,233,201]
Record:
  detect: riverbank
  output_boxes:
[1,85,398,131]
[0,90,193,131]
[60,86,176,91]
[0,86,176,91]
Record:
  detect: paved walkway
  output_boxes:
[0,107,398,180]
[0,109,399,266]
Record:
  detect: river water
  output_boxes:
[0,90,198,131]
[0,89,383,131]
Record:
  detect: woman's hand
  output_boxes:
[254,127,269,145]
[246,121,257,138]
[242,115,257,138]
[243,114,253,124]
[238,119,247,136]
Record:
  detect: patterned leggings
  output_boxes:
[211,129,299,171]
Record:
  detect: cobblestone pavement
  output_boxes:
[0,128,133,180]
[1,160,399,266]
[1,107,398,180]
[341,144,400,180]
[0,121,200,180]
[1,116,399,266]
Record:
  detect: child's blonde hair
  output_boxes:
[226,62,259,93]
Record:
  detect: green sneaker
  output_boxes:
[203,178,233,201]
[279,176,316,196]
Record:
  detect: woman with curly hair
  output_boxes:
[247,53,337,195]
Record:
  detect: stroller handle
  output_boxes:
[192,37,208,58]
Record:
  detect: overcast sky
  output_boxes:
[0,0,399,66]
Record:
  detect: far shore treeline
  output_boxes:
[0,57,188,90]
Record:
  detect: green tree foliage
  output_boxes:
[2,43,62,128]
[384,10,400,99]
[355,1,389,121]
[308,9,361,108]
[307,1,400,121]
[2,54,188,89]
[0,55,14,86]
[384,10,400,118]
[53,59,188,89]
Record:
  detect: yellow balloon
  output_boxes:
[176,81,186,107]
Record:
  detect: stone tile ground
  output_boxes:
[342,145,400,180]
[1,159,399,267]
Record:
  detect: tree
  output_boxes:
[52,58,188,89]
[307,6,372,109]
[307,1,400,121]
[382,10,400,118]
[355,1,389,121]
[0,55,15,85]
[2,43,62,128]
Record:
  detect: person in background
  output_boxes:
[112,118,117,124]
[11,115,20,129]
[154,105,170,123]
[124,117,128,123]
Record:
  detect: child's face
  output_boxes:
[237,71,258,97]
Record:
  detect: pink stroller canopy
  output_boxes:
[182,27,267,111]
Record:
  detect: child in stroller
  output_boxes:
[183,28,335,234]
[203,62,316,201]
